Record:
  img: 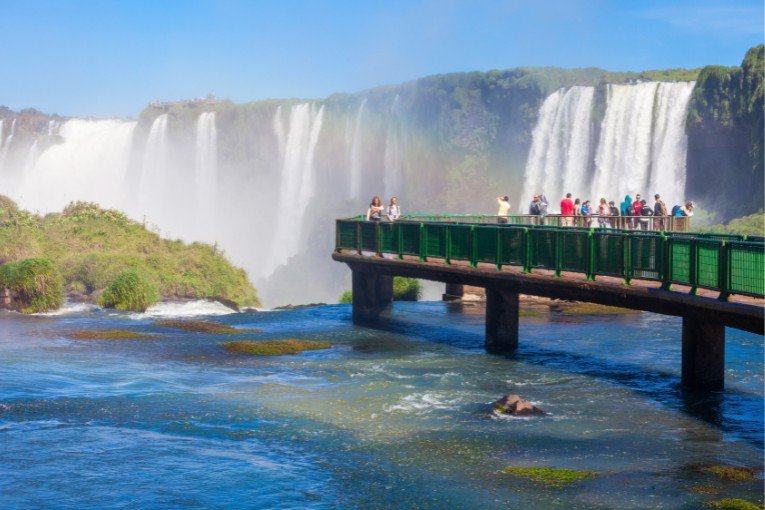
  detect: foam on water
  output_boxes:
[136,299,238,318]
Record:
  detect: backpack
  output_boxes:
[671,205,681,216]
[530,203,540,215]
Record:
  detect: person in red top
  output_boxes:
[632,194,643,228]
[560,193,575,226]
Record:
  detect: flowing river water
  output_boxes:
[0,301,762,509]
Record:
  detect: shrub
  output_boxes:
[98,270,159,312]
[0,258,63,313]
[339,290,353,304]
[393,277,422,301]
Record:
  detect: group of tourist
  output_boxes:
[495,193,695,230]
[366,196,401,222]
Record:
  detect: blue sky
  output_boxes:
[1,0,761,117]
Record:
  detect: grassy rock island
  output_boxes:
[0,198,259,313]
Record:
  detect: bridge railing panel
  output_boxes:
[474,225,499,265]
[448,224,473,262]
[727,241,765,297]
[359,222,378,253]
[424,224,448,259]
[695,239,722,291]
[398,222,422,257]
[629,233,663,281]
[379,222,397,254]
[559,229,590,274]
[668,237,693,286]
[499,227,527,267]
[529,229,557,270]
[593,232,627,279]
[336,220,359,251]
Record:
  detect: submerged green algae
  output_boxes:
[704,498,762,510]
[222,339,331,356]
[68,330,155,340]
[501,467,597,487]
[155,319,253,334]
[704,466,760,482]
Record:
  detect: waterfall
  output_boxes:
[523,81,695,211]
[138,114,169,222]
[648,82,695,208]
[23,141,39,174]
[0,118,17,171]
[383,95,403,199]
[520,87,595,210]
[261,103,325,276]
[348,98,367,199]
[592,82,659,202]
[194,112,217,237]
[15,119,136,213]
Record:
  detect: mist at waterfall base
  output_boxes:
[0,81,695,306]
[0,302,762,508]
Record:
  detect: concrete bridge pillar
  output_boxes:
[485,287,519,354]
[352,270,393,324]
[442,283,464,301]
[681,316,725,390]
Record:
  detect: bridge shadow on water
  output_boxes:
[362,305,764,449]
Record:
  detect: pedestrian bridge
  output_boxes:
[332,215,764,391]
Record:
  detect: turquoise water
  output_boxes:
[0,301,762,509]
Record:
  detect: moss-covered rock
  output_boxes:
[68,330,155,340]
[98,270,159,312]
[501,467,597,487]
[222,339,331,356]
[704,466,760,482]
[0,258,63,313]
[155,319,248,334]
[704,498,762,510]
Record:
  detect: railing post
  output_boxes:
[419,223,426,262]
[585,230,595,281]
[689,238,698,295]
[445,225,451,264]
[397,223,404,259]
[554,229,562,277]
[623,232,632,285]
[660,233,671,290]
[469,225,477,268]
[718,241,730,301]
[357,222,362,255]
[496,226,502,271]
[522,228,532,273]
[375,222,382,257]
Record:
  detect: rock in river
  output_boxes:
[493,394,545,416]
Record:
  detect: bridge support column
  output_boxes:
[681,317,725,390]
[352,270,393,324]
[485,287,519,354]
[443,283,464,301]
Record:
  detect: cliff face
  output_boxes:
[686,45,764,221]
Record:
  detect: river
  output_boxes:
[0,300,761,509]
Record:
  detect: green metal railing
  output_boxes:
[398,214,692,232]
[335,218,765,299]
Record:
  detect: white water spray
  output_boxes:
[194,112,217,237]
[348,98,367,199]
[262,103,325,276]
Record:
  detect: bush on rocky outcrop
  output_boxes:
[98,270,159,312]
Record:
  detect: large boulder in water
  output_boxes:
[493,394,545,416]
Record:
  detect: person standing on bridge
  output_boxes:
[597,198,611,228]
[366,196,384,222]
[496,196,511,224]
[529,194,548,225]
[653,194,668,230]
[560,193,574,227]
[387,197,401,221]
